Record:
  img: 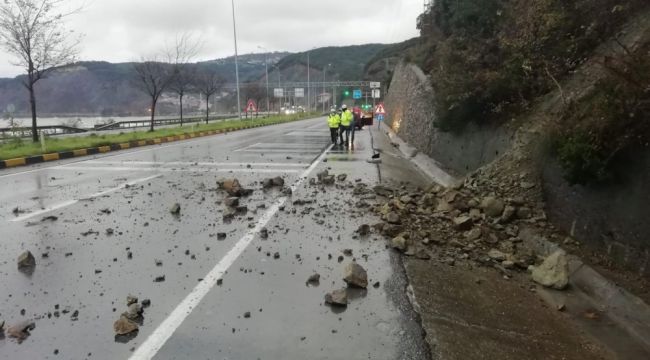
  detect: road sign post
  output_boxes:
[244,99,257,119]
[375,102,387,129]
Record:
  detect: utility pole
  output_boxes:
[231,0,242,119]
[307,51,310,113]
[258,45,270,115]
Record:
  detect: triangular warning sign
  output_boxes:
[375,103,386,115]
[245,99,257,113]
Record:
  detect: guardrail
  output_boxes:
[93,115,233,131]
[0,114,254,140]
[0,125,88,139]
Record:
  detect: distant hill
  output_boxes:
[0,44,397,116]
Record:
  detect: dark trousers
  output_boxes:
[339,125,350,146]
[330,128,339,143]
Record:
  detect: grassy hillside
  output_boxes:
[276,44,390,81]
[0,44,393,117]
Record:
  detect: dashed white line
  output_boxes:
[128,143,334,360]
[83,161,309,168]
[9,174,162,222]
[54,166,302,174]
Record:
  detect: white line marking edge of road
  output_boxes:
[9,174,163,222]
[128,143,333,360]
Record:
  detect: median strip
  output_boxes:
[0,115,318,170]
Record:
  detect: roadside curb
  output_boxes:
[377,124,650,353]
[0,120,290,170]
[378,122,459,187]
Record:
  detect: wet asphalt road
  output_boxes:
[0,117,429,360]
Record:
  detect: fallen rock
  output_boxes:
[322,175,336,185]
[465,227,482,241]
[343,262,368,288]
[357,224,371,236]
[170,203,181,215]
[262,178,274,188]
[224,197,240,207]
[114,316,138,335]
[6,320,35,341]
[481,197,505,217]
[218,178,252,197]
[316,170,329,181]
[123,303,143,320]
[385,212,400,224]
[260,228,269,239]
[391,236,407,252]
[126,295,138,306]
[531,250,569,290]
[272,176,285,187]
[17,251,36,269]
[453,216,473,231]
[488,249,507,262]
[324,289,348,306]
[501,206,517,223]
[307,273,320,285]
[336,174,348,182]
[373,185,394,197]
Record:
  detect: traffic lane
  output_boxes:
[0,117,326,177]
[0,125,332,359]
[0,118,327,221]
[0,170,308,359]
[152,128,430,360]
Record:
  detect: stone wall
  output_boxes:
[383,62,513,176]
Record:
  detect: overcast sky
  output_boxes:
[0,0,423,77]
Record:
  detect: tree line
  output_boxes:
[0,0,272,141]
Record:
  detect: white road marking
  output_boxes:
[128,143,334,360]
[53,166,302,174]
[9,174,162,222]
[234,149,324,153]
[0,117,324,179]
[83,161,309,168]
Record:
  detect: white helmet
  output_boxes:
[341,104,347,110]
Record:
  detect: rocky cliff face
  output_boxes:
[383,12,650,278]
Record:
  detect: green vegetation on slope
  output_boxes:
[276,44,390,81]
[415,0,647,133]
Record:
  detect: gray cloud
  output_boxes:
[0,0,421,77]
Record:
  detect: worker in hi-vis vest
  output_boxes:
[327,108,341,144]
[339,104,353,147]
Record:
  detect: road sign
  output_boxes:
[245,99,257,113]
[375,102,386,115]
[353,89,362,99]
[372,89,381,99]
[369,81,381,89]
[376,114,385,122]
[273,88,284,98]
[294,88,305,98]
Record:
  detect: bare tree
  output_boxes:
[0,0,82,142]
[168,34,201,126]
[133,59,175,131]
[195,68,225,124]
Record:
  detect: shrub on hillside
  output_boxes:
[423,0,647,132]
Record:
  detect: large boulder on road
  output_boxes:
[343,262,368,288]
[531,250,570,290]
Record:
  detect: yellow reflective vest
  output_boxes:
[340,109,353,127]
[328,114,340,128]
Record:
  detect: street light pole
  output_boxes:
[258,45,270,115]
[307,51,310,113]
[231,0,242,120]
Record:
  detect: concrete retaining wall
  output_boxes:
[383,62,513,176]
